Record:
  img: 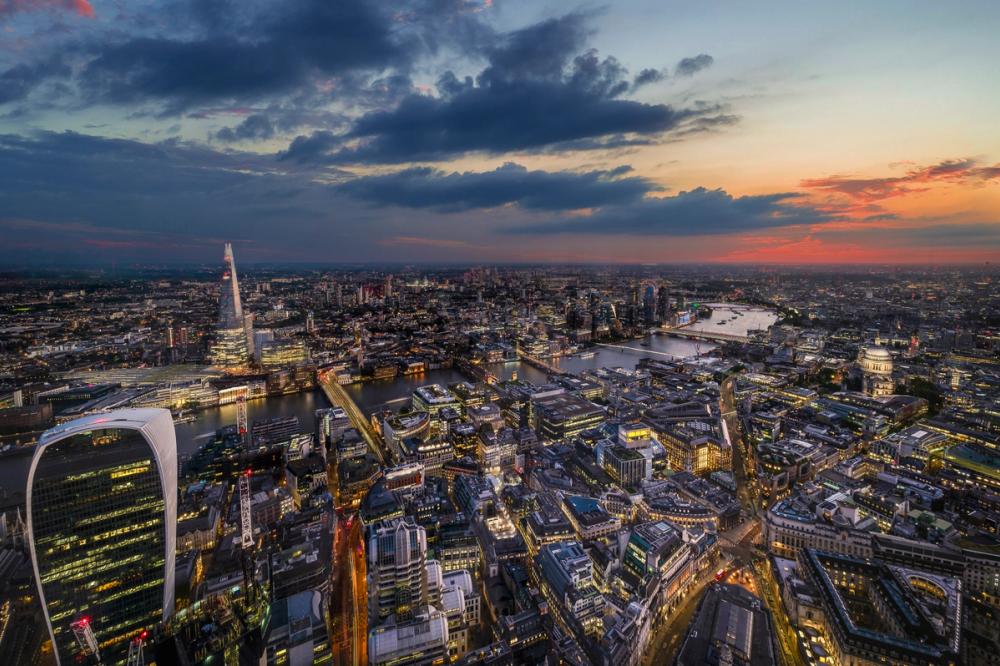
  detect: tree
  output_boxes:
[903,377,943,415]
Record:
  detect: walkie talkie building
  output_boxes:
[27,409,177,665]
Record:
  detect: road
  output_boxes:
[640,560,728,666]
[640,373,781,664]
[330,514,367,666]
[720,375,758,514]
[751,559,805,666]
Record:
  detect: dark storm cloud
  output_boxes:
[76,0,407,114]
[0,130,332,248]
[280,15,734,164]
[215,114,276,143]
[0,56,70,105]
[674,53,714,77]
[631,68,667,90]
[507,187,832,236]
[337,162,661,212]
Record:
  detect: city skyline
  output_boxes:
[1,1,999,265]
[0,257,997,664]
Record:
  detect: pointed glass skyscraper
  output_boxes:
[212,242,253,369]
[219,242,243,329]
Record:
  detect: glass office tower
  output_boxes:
[27,409,177,665]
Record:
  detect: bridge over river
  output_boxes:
[656,326,749,343]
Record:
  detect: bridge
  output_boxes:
[657,326,748,344]
[595,342,682,359]
[516,347,567,376]
[454,358,499,385]
[318,370,387,465]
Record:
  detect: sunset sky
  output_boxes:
[1,0,998,265]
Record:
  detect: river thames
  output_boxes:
[0,304,775,496]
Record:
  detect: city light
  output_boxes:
[2,3,996,663]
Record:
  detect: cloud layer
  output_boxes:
[280,14,734,164]
[338,163,660,211]
[508,187,832,236]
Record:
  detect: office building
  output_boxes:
[369,517,429,623]
[368,606,449,666]
[531,392,606,441]
[536,541,605,635]
[27,409,177,665]
[265,589,332,666]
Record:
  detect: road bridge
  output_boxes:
[595,342,682,359]
[516,347,568,376]
[318,370,387,465]
[657,326,748,343]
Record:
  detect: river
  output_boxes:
[0,305,774,500]
[683,303,778,338]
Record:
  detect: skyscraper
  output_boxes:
[368,517,428,623]
[27,409,177,665]
[212,242,252,369]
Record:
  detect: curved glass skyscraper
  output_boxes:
[27,409,177,665]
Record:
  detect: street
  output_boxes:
[330,514,367,666]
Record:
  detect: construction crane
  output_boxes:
[239,469,253,550]
[70,616,100,664]
[125,631,148,666]
[239,469,256,600]
[236,395,248,447]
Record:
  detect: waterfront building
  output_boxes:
[27,409,177,665]
[412,384,461,417]
[259,339,310,369]
[383,411,431,454]
[316,407,351,447]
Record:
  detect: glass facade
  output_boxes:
[30,427,168,665]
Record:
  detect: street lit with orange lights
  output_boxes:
[330,514,367,666]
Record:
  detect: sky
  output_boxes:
[1,0,999,265]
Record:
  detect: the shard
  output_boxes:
[219,242,244,329]
[212,243,253,369]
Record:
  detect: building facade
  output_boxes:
[27,409,177,665]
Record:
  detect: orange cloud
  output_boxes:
[0,0,94,18]
[801,158,1000,203]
